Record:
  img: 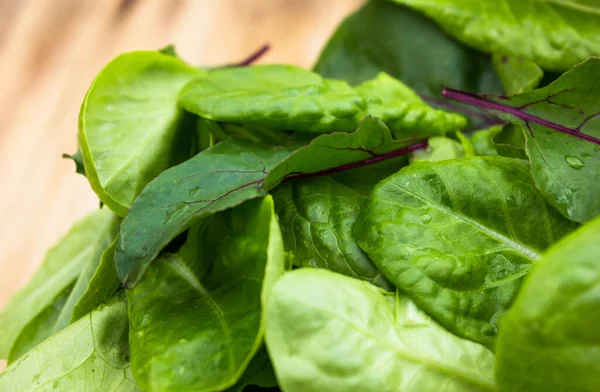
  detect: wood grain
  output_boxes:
[0,0,361,366]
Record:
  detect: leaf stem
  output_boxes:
[283,140,428,182]
[443,87,600,145]
[236,43,271,66]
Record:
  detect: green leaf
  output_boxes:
[0,295,139,392]
[272,176,393,290]
[178,65,465,136]
[70,238,122,323]
[7,284,74,363]
[354,72,466,137]
[389,0,600,71]
[0,208,117,358]
[409,136,464,163]
[265,269,496,392]
[79,51,202,215]
[116,116,422,287]
[492,124,527,159]
[314,0,502,95]
[444,58,600,222]
[223,347,278,392]
[496,216,600,392]
[354,156,577,347]
[52,216,120,332]
[492,55,543,94]
[469,126,501,157]
[127,196,286,392]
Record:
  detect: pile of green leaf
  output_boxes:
[2,1,600,391]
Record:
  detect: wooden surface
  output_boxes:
[0,0,361,318]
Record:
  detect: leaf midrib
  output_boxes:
[390,183,542,261]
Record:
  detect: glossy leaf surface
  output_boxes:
[127,197,285,392]
[390,0,600,71]
[496,217,600,392]
[79,51,201,215]
[265,269,496,392]
[355,157,577,347]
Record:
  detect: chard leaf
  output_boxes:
[178,65,465,136]
[0,208,118,358]
[0,295,139,392]
[444,58,600,222]
[389,0,600,71]
[492,55,543,94]
[273,176,393,290]
[496,216,600,392]
[79,51,201,215]
[265,269,496,392]
[127,196,285,392]
[116,116,424,287]
[313,0,502,126]
[7,284,74,363]
[354,157,577,347]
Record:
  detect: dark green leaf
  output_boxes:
[265,269,496,392]
[116,116,423,286]
[444,58,600,222]
[354,157,577,347]
[492,124,527,160]
[69,238,122,323]
[79,51,202,215]
[0,295,139,391]
[0,208,118,358]
[272,176,393,289]
[389,0,600,71]
[314,0,501,94]
[127,196,286,392]
[62,149,86,176]
[496,217,600,392]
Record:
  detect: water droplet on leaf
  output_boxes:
[565,156,585,170]
[420,214,432,224]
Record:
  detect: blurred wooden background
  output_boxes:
[0,0,362,342]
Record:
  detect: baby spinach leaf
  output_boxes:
[354,72,466,137]
[52,216,120,332]
[389,0,600,71]
[70,238,122,323]
[496,216,600,392]
[0,295,139,392]
[179,65,465,136]
[409,136,465,163]
[0,208,118,358]
[79,51,202,215]
[314,0,502,95]
[7,284,74,363]
[444,58,600,222]
[223,347,278,392]
[116,116,424,287]
[265,269,496,392]
[469,126,501,157]
[492,55,543,95]
[127,196,285,392]
[273,177,393,290]
[354,156,577,348]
